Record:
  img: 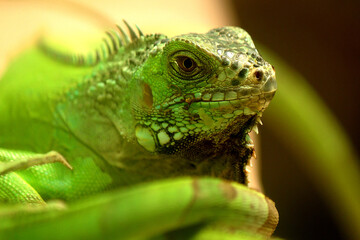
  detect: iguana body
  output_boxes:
[0,23,277,239]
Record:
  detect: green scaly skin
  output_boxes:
[0,23,277,239]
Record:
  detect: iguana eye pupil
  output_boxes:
[183,58,193,69]
[177,56,197,72]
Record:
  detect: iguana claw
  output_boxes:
[0,151,72,175]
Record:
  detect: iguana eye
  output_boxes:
[168,49,212,81]
[176,56,197,72]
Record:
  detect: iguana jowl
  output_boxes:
[0,23,276,201]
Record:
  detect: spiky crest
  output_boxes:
[39,20,146,66]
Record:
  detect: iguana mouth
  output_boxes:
[191,75,277,109]
[161,89,276,113]
[189,90,276,111]
[160,75,277,111]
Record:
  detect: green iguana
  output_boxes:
[0,22,278,239]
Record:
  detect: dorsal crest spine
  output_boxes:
[40,20,145,66]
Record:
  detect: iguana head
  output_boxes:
[132,26,276,155]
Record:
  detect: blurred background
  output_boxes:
[234,1,360,239]
[0,0,359,239]
[232,1,360,240]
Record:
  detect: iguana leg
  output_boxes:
[0,178,279,239]
[0,148,72,204]
[0,172,45,204]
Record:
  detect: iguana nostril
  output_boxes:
[254,70,263,81]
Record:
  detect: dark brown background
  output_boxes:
[232,1,360,239]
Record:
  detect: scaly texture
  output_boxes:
[0,22,277,239]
